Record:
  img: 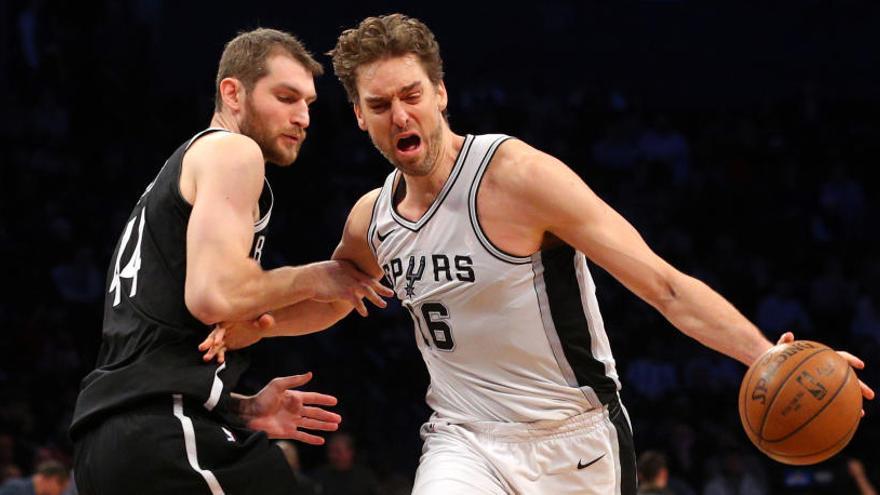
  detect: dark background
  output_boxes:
[2,1,879,493]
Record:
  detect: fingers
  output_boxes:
[369,279,395,298]
[272,372,313,391]
[198,334,214,353]
[776,332,794,345]
[859,379,875,400]
[300,405,342,425]
[837,351,865,369]
[295,391,339,407]
[362,285,387,310]
[201,329,225,362]
[296,415,341,432]
[289,430,329,446]
[199,327,223,352]
[217,345,226,364]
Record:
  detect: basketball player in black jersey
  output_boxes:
[69,28,392,495]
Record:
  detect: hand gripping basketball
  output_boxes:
[738,333,874,465]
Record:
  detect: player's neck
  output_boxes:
[210,112,240,134]
[401,130,464,207]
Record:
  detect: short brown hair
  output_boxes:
[328,14,444,103]
[214,28,323,111]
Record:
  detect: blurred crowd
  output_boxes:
[1,1,878,494]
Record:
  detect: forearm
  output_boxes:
[262,300,354,337]
[659,274,773,366]
[188,261,317,324]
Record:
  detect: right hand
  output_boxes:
[776,332,875,417]
[199,313,274,363]
[308,260,394,316]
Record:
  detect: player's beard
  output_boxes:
[239,96,303,166]
[374,119,443,177]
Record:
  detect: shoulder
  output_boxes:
[345,188,382,234]
[185,131,264,177]
[485,138,571,196]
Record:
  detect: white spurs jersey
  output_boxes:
[369,134,621,423]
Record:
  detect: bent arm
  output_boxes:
[183,133,316,324]
[505,141,773,365]
[242,188,386,337]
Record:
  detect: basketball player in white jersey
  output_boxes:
[202,15,874,495]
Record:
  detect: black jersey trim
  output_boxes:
[539,245,618,404]
[608,396,638,495]
[467,136,531,265]
[388,134,474,232]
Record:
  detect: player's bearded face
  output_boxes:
[240,93,305,166]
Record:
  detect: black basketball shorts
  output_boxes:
[73,394,300,495]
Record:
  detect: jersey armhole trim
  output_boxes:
[174,128,232,209]
[366,188,383,259]
[468,136,531,265]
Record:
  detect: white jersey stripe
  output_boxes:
[575,252,622,389]
[202,362,226,411]
[173,394,225,495]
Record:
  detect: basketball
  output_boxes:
[738,340,862,465]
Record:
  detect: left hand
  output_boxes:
[199,313,275,363]
[238,372,341,444]
[776,332,875,416]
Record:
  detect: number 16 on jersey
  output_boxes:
[404,301,456,351]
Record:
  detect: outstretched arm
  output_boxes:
[494,139,871,402]
[182,133,386,325]
[495,139,772,365]
[199,189,389,362]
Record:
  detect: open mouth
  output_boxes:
[396,134,421,153]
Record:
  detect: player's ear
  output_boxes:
[219,78,245,112]
[353,102,367,131]
[436,81,448,114]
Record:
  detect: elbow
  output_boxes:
[185,289,232,325]
[648,273,684,314]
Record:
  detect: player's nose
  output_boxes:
[291,100,310,129]
[390,99,408,129]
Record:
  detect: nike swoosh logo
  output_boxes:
[577,454,605,470]
[377,229,396,242]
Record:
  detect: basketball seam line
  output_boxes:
[763,365,855,444]
[742,350,779,436]
[764,411,859,458]
[757,348,831,442]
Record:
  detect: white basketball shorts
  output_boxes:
[412,396,637,495]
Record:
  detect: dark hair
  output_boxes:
[214,28,323,111]
[329,13,444,104]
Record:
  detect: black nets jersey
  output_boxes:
[70,129,274,438]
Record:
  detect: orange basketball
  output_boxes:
[738,340,862,465]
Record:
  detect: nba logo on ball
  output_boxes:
[739,341,862,465]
